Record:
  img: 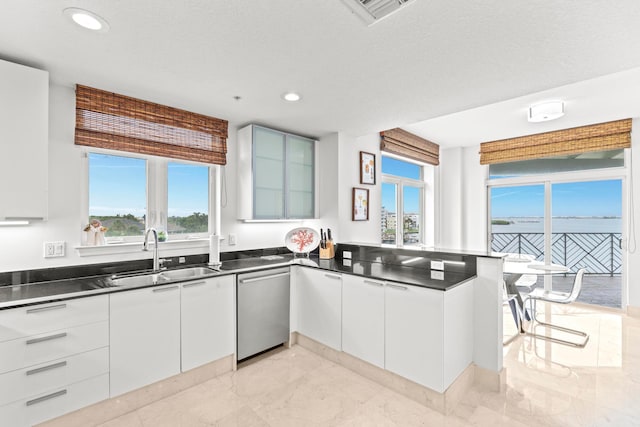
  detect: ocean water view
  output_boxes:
[492,217,622,233]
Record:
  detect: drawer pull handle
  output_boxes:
[364,280,384,287]
[153,285,179,293]
[183,281,206,288]
[26,361,67,376]
[240,272,290,284]
[26,389,67,406]
[26,332,67,345]
[26,304,67,314]
[387,284,408,291]
[324,273,341,280]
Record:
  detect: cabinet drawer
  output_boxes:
[0,321,108,374]
[0,347,109,406]
[0,373,109,427]
[0,295,108,342]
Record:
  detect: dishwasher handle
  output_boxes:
[239,272,290,284]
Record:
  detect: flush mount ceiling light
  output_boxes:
[63,7,110,32]
[282,92,301,102]
[528,100,565,123]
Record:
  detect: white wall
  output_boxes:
[337,133,381,244]
[0,83,382,272]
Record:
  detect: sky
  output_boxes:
[89,153,208,217]
[491,179,622,218]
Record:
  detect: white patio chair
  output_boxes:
[503,280,522,345]
[523,268,589,348]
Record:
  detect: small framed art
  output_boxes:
[352,187,369,221]
[359,151,375,185]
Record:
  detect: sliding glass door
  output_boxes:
[490,179,623,308]
[490,184,545,258]
[550,180,622,307]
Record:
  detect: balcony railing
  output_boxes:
[492,232,622,276]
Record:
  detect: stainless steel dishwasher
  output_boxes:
[237,267,290,361]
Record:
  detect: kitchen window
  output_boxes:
[381,155,431,247]
[88,153,147,239]
[167,162,209,235]
[86,152,211,243]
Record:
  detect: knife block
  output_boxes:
[319,241,335,259]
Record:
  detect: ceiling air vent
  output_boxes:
[341,0,416,26]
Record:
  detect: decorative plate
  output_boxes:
[285,227,320,254]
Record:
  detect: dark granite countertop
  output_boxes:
[291,257,475,291]
[0,246,478,309]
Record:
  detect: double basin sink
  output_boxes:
[110,266,220,287]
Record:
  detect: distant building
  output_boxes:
[387,213,397,230]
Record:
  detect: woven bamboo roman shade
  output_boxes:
[75,85,228,165]
[380,128,439,166]
[479,118,631,165]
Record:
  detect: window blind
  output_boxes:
[75,85,228,165]
[479,118,631,165]
[380,128,439,166]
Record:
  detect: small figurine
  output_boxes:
[84,219,108,246]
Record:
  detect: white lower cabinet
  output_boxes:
[181,275,235,372]
[0,295,109,427]
[110,275,236,396]
[341,274,385,368]
[0,373,109,427]
[296,267,342,350]
[385,282,445,392]
[109,284,181,397]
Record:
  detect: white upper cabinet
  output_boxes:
[0,59,48,220]
[237,124,316,220]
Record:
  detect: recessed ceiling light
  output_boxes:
[63,8,110,32]
[282,92,301,102]
[528,100,564,123]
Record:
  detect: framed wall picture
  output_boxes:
[359,151,376,185]
[352,187,369,221]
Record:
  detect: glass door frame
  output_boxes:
[486,159,629,307]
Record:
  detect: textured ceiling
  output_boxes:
[2,1,640,145]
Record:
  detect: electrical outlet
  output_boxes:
[430,260,444,271]
[43,241,65,258]
[228,233,237,245]
[431,270,444,280]
[343,251,352,259]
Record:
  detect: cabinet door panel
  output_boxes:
[181,276,235,371]
[0,295,108,342]
[0,59,48,219]
[109,285,180,397]
[342,275,384,368]
[296,268,342,350]
[385,284,444,392]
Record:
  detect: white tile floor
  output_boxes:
[46,303,640,426]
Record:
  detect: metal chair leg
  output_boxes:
[524,298,589,348]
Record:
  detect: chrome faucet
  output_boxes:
[143,228,160,272]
